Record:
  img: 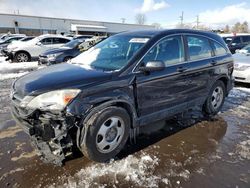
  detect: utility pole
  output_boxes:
[196,15,200,29]
[179,11,184,28]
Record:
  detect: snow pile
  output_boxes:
[0,61,38,74]
[0,59,39,80]
[236,140,250,160]
[51,154,162,188]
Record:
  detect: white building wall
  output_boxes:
[0,13,155,34]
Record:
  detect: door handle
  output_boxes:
[177,67,188,72]
[210,60,217,66]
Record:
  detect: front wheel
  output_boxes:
[80,107,130,162]
[203,80,226,116]
[14,52,30,62]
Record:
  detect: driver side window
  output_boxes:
[142,35,184,66]
[40,38,53,45]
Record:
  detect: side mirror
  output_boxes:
[36,42,42,46]
[139,61,165,72]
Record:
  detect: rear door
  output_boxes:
[135,35,193,120]
[184,35,214,103]
[38,37,54,56]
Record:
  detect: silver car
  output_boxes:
[233,47,250,83]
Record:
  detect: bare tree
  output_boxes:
[232,22,241,33]
[224,25,230,33]
[135,14,146,25]
[151,22,162,29]
[241,21,249,33]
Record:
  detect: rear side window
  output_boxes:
[232,37,241,44]
[187,36,212,61]
[142,35,184,66]
[242,36,250,43]
[211,41,227,56]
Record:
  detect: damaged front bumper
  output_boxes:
[11,104,78,166]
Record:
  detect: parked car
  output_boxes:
[0,33,26,40]
[6,34,71,62]
[221,33,250,54]
[38,36,107,66]
[0,36,25,56]
[38,38,85,65]
[11,29,234,165]
[2,36,35,57]
[233,49,250,84]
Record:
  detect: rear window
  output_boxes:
[187,36,212,61]
[211,41,227,56]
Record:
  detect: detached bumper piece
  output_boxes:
[11,103,76,166]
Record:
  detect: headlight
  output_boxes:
[20,89,81,111]
[234,65,250,71]
[47,53,62,60]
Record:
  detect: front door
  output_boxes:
[135,35,192,120]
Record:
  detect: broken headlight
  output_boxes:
[20,89,81,111]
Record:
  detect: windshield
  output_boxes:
[223,37,233,45]
[64,39,83,48]
[71,35,150,71]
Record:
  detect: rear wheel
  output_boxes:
[80,107,130,162]
[203,80,226,116]
[15,52,30,62]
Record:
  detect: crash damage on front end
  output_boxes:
[10,82,84,166]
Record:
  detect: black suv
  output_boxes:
[222,34,250,54]
[11,29,234,165]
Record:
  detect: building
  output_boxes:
[0,13,155,36]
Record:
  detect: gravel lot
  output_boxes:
[0,58,250,188]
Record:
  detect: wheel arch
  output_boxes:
[14,50,31,61]
[76,99,138,150]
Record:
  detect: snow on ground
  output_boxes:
[0,57,39,81]
[49,154,162,188]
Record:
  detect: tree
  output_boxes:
[151,22,162,29]
[135,14,146,25]
[232,22,242,33]
[241,21,249,33]
[224,25,230,33]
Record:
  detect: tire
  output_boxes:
[80,107,130,162]
[203,80,226,116]
[14,52,30,62]
[63,56,72,62]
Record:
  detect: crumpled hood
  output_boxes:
[13,63,112,97]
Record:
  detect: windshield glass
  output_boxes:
[71,35,150,71]
[223,37,233,45]
[64,39,83,48]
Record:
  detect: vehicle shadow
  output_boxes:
[117,108,227,160]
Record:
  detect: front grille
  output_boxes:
[235,77,246,80]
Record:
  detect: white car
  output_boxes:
[7,34,71,62]
[233,51,250,84]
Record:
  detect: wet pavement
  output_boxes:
[0,78,250,188]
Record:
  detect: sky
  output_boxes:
[0,0,250,29]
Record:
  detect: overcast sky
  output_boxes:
[0,0,250,28]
